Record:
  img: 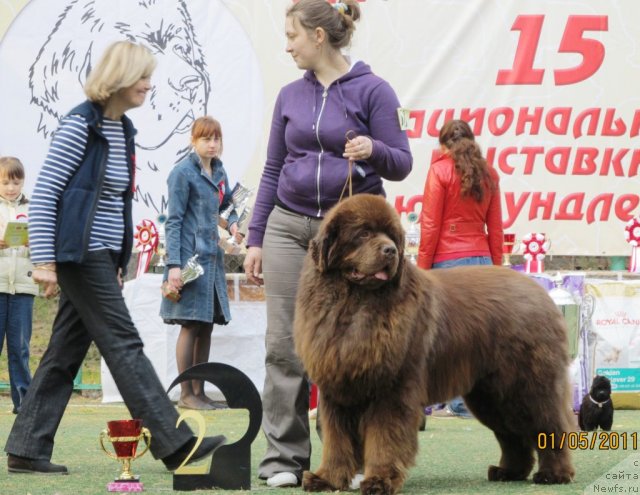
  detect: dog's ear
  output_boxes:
[310,222,338,272]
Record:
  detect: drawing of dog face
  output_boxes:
[29,0,208,176]
[0,0,263,220]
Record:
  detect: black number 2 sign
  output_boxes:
[167,362,263,491]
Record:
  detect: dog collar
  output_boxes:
[589,395,611,408]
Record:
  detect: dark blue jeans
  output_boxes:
[5,250,192,461]
[0,293,34,411]
[432,256,492,417]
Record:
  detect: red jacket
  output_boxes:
[417,150,503,269]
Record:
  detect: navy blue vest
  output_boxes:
[54,100,137,273]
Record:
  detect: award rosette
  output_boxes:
[133,219,159,278]
[624,216,640,273]
[520,233,550,273]
[99,419,151,492]
[161,254,204,302]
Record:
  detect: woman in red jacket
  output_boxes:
[418,119,503,270]
[417,118,504,417]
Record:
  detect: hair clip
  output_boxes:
[333,2,350,15]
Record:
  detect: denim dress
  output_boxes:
[159,153,237,325]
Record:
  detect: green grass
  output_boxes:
[0,398,638,495]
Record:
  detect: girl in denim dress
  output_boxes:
[160,116,238,410]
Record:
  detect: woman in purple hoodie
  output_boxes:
[244,0,412,487]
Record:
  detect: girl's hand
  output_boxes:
[167,266,183,292]
[343,135,373,161]
[243,246,263,286]
[229,223,244,244]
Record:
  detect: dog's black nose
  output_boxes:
[382,244,397,257]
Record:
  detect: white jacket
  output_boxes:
[0,195,38,296]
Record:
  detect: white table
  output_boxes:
[101,273,267,402]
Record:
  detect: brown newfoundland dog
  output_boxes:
[293,194,575,495]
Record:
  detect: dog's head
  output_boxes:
[309,194,405,288]
[590,375,612,402]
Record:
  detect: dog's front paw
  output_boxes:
[360,476,395,495]
[532,470,573,484]
[302,471,336,492]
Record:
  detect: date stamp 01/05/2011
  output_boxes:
[537,431,638,451]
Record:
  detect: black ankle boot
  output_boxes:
[7,454,69,475]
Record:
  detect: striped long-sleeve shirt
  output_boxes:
[28,115,130,264]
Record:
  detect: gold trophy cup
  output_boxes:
[99,419,151,492]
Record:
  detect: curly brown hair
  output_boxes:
[439,119,494,202]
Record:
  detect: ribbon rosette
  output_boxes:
[134,219,159,278]
[624,216,640,273]
[520,233,550,274]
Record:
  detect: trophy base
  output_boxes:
[107,480,143,492]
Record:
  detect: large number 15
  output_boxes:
[496,15,608,86]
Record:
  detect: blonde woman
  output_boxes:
[5,41,225,475]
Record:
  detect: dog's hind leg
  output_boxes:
[464,387,534,481]
[532,408,576,484]
[534,440,574,484]
[487,431,535,481]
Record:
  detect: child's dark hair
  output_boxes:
[438,120,494,202]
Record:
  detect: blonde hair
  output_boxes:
[191,116,224,156]
[287,0,360,50]
[84,41,157,103]
[0,156,25,180]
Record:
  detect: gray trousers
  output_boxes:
[5,250,192,461]
[258,206,322,479]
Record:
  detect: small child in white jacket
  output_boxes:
[0,157,38,414]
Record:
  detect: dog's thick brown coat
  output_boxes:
[294,194,575,495]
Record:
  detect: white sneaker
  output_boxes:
[266,472,299,487]
[350,473,365,490]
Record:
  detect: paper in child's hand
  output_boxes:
[3,222,29,247]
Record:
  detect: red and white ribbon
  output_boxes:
[624,216,640,273]
[134,219,159,278]
[520,233,550,274]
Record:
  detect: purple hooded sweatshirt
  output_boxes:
[246,61,412,247]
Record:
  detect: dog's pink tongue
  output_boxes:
[374,271,389,280]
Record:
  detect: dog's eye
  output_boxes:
[360,230,371,238]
